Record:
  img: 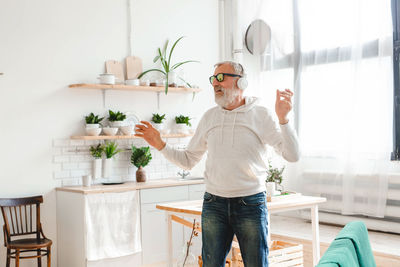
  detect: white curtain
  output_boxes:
[230,0,396,217]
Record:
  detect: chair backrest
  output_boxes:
[0,195,43,245]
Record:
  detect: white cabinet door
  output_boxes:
[140,185,189,265]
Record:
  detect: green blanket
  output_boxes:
[316,238,360,267]
[335,221,376,267]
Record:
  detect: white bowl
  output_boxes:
[109,121,126,128]
[120,125,134,135]
[85,128,102,136]
[102,127,118,136]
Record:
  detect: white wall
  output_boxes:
[0,0,219,265]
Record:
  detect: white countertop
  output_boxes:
[56,178,205,194]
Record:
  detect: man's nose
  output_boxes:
[212,77,220,87]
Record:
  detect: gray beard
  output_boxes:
[214,86,240,108]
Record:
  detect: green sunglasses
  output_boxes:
[209,73,242,84]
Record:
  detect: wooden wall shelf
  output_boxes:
[71,133,194,140]
[69,83,201,93]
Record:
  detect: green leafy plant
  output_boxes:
[108,110,126,122]
[137,36,199,94]
[90,144,104,159]
[152,113,166,124]
[85,113,104,124]
[175,115,191,126]
[104,141,122,159]
[131,146,152,168]
[266,160,285,184]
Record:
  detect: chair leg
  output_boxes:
[6,248,10,267]
[37,248,42,267]
[47,246,51,267]
[15,249,19,267]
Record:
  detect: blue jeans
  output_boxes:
[201,191,269,267]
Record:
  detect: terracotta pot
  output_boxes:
[136,166,146,182]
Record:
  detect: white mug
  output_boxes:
[82,175,92,187]
[97,74,115,85]
[125,79,140,86]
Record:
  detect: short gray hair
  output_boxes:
[214,61,245,76]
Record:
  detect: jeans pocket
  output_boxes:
[203,192,215,203]
[240,192,266,206]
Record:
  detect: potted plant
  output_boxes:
[151,113,166,133]
[85,113,104,128]
[85,113,104,136]
[131,146,152,182]
[103,141,122,178]
[265,160,285,196]
[175,115,191,134]
[90,144,104,180]
[107,110,127,128]
[137,36,199,94]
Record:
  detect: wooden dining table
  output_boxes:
[156,194,327,266]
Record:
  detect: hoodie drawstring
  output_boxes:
[232,112,237,147]
[221,112,225,144]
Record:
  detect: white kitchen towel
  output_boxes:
[85,191,141,261]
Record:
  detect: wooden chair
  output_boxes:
[0,195,52,267]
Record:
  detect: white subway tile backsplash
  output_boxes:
[70,155,84,162]
[53,139,70,147]
[53,137,191,185]
[62,163,78,170]
[54,170,70,179]
[70,140,85,146]
[70,170,87,177]
[78,162,92,169]
[54,155,70,163]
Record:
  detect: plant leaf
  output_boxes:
[172,60,199,70]
[162,39,169,57]
[167,36,185,69]
[138,68,166,79]
[153,55,161,63]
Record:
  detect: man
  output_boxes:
[135,61,300,267]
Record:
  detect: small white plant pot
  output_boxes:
[266,182,276,197]
[86,123,100,129]
[152,122,164,132]
[103,158,114,179]
[175,123,189,134]
[92,158,102,179]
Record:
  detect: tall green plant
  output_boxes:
[131,146,152,168]
[104,141,122,159]
[138,36,199,94]
[90,144,104,159]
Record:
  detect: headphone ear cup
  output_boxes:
[237,77,248,90]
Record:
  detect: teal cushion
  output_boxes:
[316,239,360,267]
[335,221,376,267]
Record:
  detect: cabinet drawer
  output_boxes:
[140,185,188,204]
[189,184,206,200]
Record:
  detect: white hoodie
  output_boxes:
[160,96,300,197]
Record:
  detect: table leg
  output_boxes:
[311,205,321,266]
[167,213,173,267]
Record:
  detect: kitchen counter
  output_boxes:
[56,178,205,194]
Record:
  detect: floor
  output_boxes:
[143,214,400,266]
[270,214,400,257]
